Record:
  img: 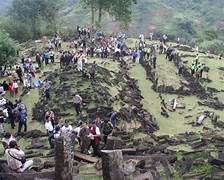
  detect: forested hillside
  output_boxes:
[0,0,224,53]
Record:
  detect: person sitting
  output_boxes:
[5,140,33,172]
[1,132,16,151]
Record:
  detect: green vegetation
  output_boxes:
[1,0,64,42]
[0,0,224,54]
[0,32,18,66]
[80,0,137,27]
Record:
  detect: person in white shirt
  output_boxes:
[5,141,33,172]
[73,94,82,115]
[61,120,73,137]
[77,59,83,71]
[45,118,54,134]
[13,80,19,96]
[49,49,55,64]
[45,117,54,149]
[74,121,82,144]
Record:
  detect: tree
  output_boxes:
[80,0,136,27]
[0,32,18,66]
[10,0,64,39]
[109,0,137,28]
[80,0,97,25]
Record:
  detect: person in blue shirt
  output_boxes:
[110,112,120,128]
[17,108,27,133]
[43,51,49,65]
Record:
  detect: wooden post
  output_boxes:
[101,150,124,180]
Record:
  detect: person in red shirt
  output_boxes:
[8,83,14,97]
[89,121,101,157]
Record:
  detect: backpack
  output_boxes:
[102,123,113,135]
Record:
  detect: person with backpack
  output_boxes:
[49,125,61,148]
[101,119,113,144]
[17,108,27,133]
[5,140,33,172]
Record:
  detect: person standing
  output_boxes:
[2,81,9,92]
[36,53,42,69]
[45,117,54,148]
[79,122,90,154]
[73,94,82,115]
[45,110,55,127]
[49,49,55,64]
[152,55,157,69]
[16,66,23,84]
[61,120,73,137]
[110,111,119,128]
[43,51,49,65]
[0,110,6,135]
[13,80,19,96]
[8,83,14,97]
[101,119,113,144]
[17,108,27,133]
[89,121,101,157]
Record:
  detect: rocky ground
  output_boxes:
[1,39,224,180]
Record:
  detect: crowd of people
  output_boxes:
[191,55,206,79]
[0,26,212,173]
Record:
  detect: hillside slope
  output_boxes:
[1,0,224,52]
[60,0,224,53]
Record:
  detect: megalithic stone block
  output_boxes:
[101,150,125,180]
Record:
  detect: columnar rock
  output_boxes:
[101,150,125,180]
